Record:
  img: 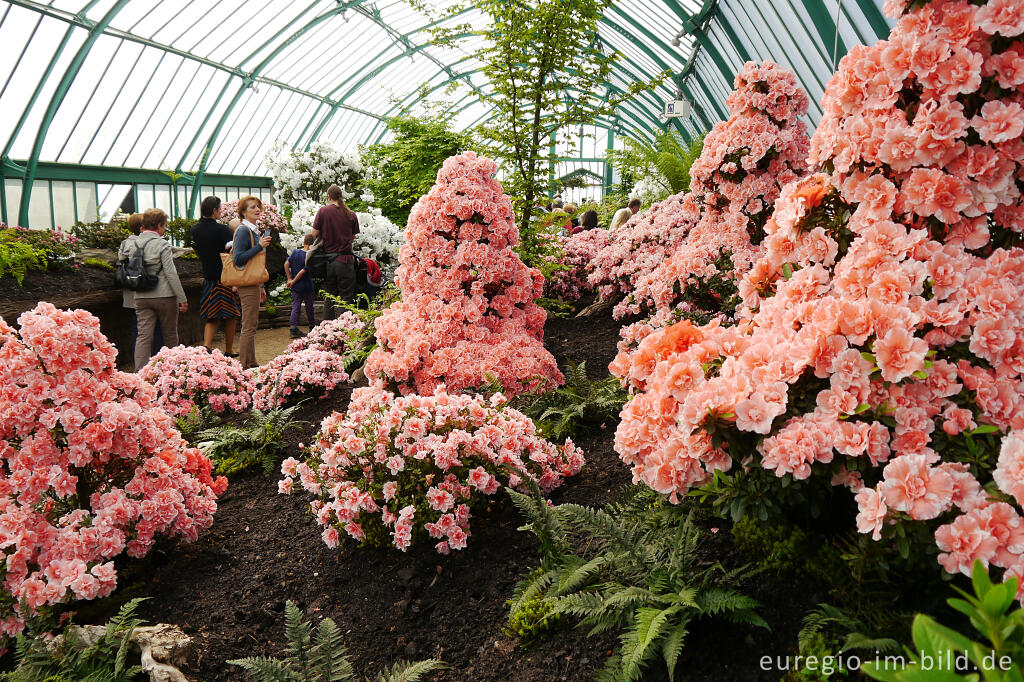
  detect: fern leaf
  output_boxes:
[660,623,688,682]
[227,656,298,681]
[374,658,447,682]
[310,617,354,681]
[551,555,608,597]
[283,601,314,673]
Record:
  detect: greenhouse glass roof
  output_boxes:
[0,0,893,225]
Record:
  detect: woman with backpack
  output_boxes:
[117,208,187,370]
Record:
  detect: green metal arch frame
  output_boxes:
[8,0,849,222]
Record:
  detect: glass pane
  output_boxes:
[51,180,75,229]
[76,181,98,222]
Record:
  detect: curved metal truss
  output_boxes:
[0,0,891,226]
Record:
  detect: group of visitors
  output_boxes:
[536,196,640,234]
[116,184,359,372]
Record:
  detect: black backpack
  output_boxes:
[114,237,160,291]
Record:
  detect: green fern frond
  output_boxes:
[309,617,354,681]
[373,658,446,682]
[225,656,299,680]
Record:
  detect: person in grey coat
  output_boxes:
[117,208,188,370]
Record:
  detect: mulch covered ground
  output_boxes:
[71,314,809,680]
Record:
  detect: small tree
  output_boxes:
[433,0,668,239]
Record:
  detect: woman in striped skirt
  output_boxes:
[191,196,242,357]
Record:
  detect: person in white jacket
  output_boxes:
[117,208,187,370]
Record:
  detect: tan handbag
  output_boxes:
[221,226,269,287]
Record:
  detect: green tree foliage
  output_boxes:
[432,0,668,241]
[229,601,446,682]
[362,114,477,225]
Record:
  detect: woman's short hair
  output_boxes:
[127,212,144,235]
[237,196,263,221]
[581,209,598,230]
[628,197,642,209]
[141,208,168,231]
[200,195,222,218]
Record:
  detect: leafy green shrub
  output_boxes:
[730,514,932,638]
[509,484,766,682]
[863,561,1024,681]
[785,603,899,681]
[164,217,197,247]
[228,601,445,681]
[0,232,46,284]
[2,598,147,682]
[362,113,477,226]
[196,404,306,476]
[514,361,627,441]
[83,257,114,271]
[70,220,131,250]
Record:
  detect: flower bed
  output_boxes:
[613,0,1024,593]
[280,386,584,554]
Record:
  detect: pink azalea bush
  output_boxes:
[0,303,226,636]
[612,0,1024,594]
[252,348,350,411]
[586,192,700,306]
[218,199,289,233]
[139,345,254,418]
[544,228,611,302]
[363,151,560,396]
[285,311,366,357]
[279,386,584,554]
[620,61,810,321]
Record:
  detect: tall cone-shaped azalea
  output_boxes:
[364,151,561,396]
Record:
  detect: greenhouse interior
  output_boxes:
[1,0,1023,679]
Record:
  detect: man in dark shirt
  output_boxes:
[311,184,360,317]
[191,196,242,356]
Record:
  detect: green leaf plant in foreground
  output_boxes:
[862,561,1024,681]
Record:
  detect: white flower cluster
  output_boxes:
[277,204,404,273]
[353,209,404,275]
[263,139,366,207]
[630,172,672,206]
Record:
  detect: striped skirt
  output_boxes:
[199,279,242,320]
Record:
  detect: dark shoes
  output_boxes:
[290,327,305,339]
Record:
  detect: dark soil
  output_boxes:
[68,313,808,681]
